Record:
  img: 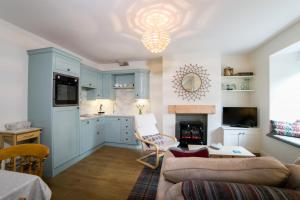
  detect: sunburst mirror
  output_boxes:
[172,64,211,101]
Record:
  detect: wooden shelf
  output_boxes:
[222,75,254,79]
[222,90,254,92]
[113,87,134,89]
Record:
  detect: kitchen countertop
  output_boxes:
[80,114,134,120]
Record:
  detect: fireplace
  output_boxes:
[175,114,207,147]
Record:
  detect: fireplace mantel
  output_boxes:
[168,105,216,114]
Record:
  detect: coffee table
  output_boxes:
[188,145,255,158]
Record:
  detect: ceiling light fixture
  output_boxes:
[141,28,170,53]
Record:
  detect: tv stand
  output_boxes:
[221,126,261,153]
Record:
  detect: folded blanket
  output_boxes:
[178,180,300,200]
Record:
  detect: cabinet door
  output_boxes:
[223,130,239,146]
[80,120,87,154]
[99,118,105,144]
[94,118,103,146]
[105,117,121,143]
[52,107,79,168]
[135,71,149,99]
[54,54,80,77]
[96,72,103,98]
[101,73,115,99]
[80,66,97,88]
[240,133,260,153]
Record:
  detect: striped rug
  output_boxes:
[127,156,162,200]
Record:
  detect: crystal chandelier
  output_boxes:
[141,28,170,53]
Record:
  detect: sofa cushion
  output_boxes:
[163,156,289,187]
[166,180,300,200]
[169,147,209,158]
[285,164,300,191]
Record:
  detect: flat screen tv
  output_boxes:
[222,107,257,127]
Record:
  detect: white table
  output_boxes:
[188,145,255,158]
[0,170,51,200]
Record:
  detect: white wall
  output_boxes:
[250,21,300,163]
[0,19,102,129]
[270,52,300,122]
[162,52,222,144]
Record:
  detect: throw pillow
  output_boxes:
[169,147,209,158]
[270,120,300,138]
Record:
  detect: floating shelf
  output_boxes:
[222,90,254,92]
[222,75,254,79]
[113,87,134,89]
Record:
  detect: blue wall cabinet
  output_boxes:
[54,54,80,77]
[27,47,81,177]
[80,65,98,88]
[52,107,79,168]
[96,72,103,98]
[135,71,150,99]
[101,72,115,99]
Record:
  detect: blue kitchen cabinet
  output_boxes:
[80,117,104,154]
[101,72,115,99]
[135,70,150,99]
[28,47,81,177]
[54,53,80,77]
[99,118,105,144]
[121,117,137,145]
[80,64,98,88]
[52,107,80,168]
[104,117,121,143]
[96,72,103,98]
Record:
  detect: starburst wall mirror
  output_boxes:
[172,64,211,101]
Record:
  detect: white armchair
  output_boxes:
[134,114,179,169]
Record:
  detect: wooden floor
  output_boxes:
[45,146,144,200]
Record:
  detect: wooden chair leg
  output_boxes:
[136,151,163,169]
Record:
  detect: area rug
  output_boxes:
[127,156,162,200]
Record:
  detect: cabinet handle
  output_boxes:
[118,118,120,120]
[97,132,100,135]
[136,93,139,97]
[87,121,89,124]
[126,126,128,128]
[126,132,128,134]
[67,68,70,71]
[97,119,99,122]
[89,83,91,86]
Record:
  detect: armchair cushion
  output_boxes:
[142,134,166,147]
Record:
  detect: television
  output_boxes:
[222,107,257,127]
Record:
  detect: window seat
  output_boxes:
[267,133,300,148]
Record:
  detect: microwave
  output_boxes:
[53,73,79,106]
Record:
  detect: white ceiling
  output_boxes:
[0,0,299,63]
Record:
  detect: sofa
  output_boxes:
[156,151,300,200]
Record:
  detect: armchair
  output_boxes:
[135,114,179,169]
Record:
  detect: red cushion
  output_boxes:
[170,147,209,158]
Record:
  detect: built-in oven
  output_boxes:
[53,73,79,106]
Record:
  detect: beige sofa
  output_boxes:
[156,151,300,200]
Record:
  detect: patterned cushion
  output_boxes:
[181,180,300,200]
[271,120,300,138]
[142,134,166,147]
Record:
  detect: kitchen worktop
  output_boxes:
[80,114,134,120]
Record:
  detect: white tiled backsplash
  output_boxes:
[80,89,150,115]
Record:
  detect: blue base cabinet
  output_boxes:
[103,116,137,145]
[80,118,105,154]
